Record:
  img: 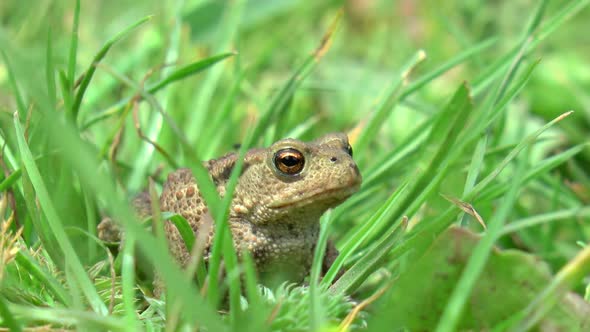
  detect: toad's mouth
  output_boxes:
[268,182,361,210]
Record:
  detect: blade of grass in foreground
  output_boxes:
[120,232,138,330]
[412,112,574,237]
[58,69,74,114]
[399,86,473,220]
[358,38,496,192]
[0,169,22,192]
[21,161,62,261]
[351,116,430,192]
[309,210,333,330]
[0,296,21,332]
[460,51,537,222]
[82,188,97,261]
[9,305,126,331]
[168,214,196,252]
[13,113,107,315]
[241,251,269,332]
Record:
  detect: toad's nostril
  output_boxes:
[330,156,338,162]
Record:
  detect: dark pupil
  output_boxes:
[282,155,299,166]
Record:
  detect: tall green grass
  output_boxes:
[1,0,589,330]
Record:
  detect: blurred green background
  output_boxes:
[2,0,588,141]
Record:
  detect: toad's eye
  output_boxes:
[346,144,353,157]
[274,148,305,175]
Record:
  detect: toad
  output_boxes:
[99,133,361,285]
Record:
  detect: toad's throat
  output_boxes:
[268,184,360,209]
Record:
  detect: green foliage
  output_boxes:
[375,227,590,331]
[0,0,589,331]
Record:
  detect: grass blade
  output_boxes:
[329,217,408,295]
[58,69,73,112]
[366,83,473,245]
[65,0,80,113]
[355,50,426,156]
[120,232,138,331]
[309,210,332,330]
[132,58,233,204]
[46,28,56,110]
[533,0,590,48]
[147,52,236,94]
[470,112,573,196]
[368,110,576,309]
[14,251,70,306]
[40,111,227,330]
[459,134,488,226]
[80,52,235,130]
[9,305,126,331]
[360,117,431,188]
[186,0,245,145]
[0,295,22,332]
[168,214,196,252]
[434,150,528,332]
[20,164,61,262]
[501,206,590,236]
[479,143,588,202]
[13,113,107,314]
[0,169,21,192]
[322,181,408,287]
[401,38,496,99]
[72,15,152,121]
[0,49,27,115]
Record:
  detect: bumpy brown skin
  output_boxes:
[160,133,362,284]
